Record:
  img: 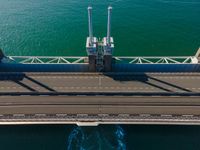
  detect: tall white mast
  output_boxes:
[88,6,93,45]
[107,6,112,45]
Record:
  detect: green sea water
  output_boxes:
[0,0,200,149]
[0,0,200,56]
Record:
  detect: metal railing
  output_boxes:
[115,56,198,64]
[7,56,199,64]
[7,56,88,64]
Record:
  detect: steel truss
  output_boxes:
[7,56,88,64]
[115,56,198,64]
[7,56,199,64]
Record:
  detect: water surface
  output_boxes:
[0,0,199,56]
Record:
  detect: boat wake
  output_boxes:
[115,125,126,150]
[66,125,127,150]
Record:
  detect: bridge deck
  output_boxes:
[1,72,200,125]
[0,72,200,93]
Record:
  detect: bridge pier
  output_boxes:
[88,55,96,72]
[86,6,114,72]
[104,54,112,72]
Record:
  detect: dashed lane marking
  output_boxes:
[56,114,67,117]
[182,115,194,117]
[13,114,25,117]
[161,114,172,117]
[139,114,151,117]
[35,114,46,117]
[0,86,178,90]
[2,86,200,91]
[32,75,200,79]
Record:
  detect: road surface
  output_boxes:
[0,72,200,93]
[0,72,200,125]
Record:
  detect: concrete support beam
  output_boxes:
[104,55,112,72]
[88,55,96,72]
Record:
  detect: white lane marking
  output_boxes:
[13,114,25,117]
[0,86,159,90]
[161,114,172,117]
[182,115,194,117]
[140,114,151,117]
[77,114,88,117]
[35,114,46,117]
[118,114,130,117]
[56,114,67,117]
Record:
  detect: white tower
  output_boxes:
[86,6,97,56]
[103,6,114,56]
[86,6,97,71]
[103,6,114,71]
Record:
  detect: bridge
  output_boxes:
[0,7,200,126]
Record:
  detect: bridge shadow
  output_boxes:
[0,72,25,81]
[0,73,56,92]
[24,75,56,92]
[0,72,37,92]
[103,72,191,92]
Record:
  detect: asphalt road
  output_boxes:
[0,95,200,115]
[1,72,200,125]
[0,72,200,93]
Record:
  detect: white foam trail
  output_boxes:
[67,127,85,150]
[96,131,114,149]
[67,126,127,149]
[115,125,127,150]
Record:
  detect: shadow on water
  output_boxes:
[103,72,191,93]
[66,125,126,150]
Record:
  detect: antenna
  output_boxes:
[107,6,112,45]
[88,6,93,45]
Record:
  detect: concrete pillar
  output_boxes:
[104,55,112,72]
[88,55,96,72]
